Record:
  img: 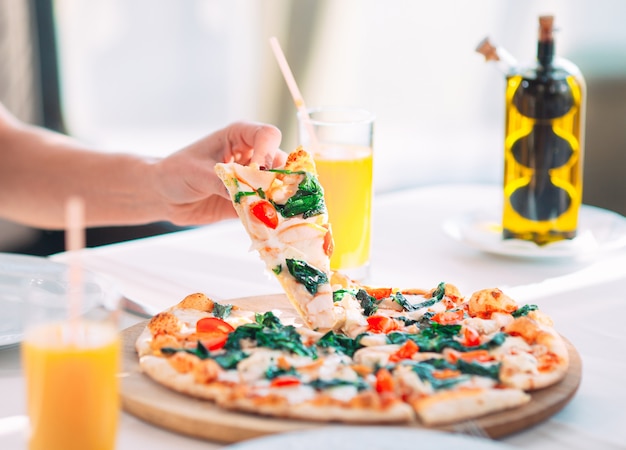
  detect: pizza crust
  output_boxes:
[139,355,230,403]
[411,387,531,426]
[220,388,415,423]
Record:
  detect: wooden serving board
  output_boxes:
[120,294,582,444]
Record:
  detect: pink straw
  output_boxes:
[269,36,319,149]
[65,196,85,332]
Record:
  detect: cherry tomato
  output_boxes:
[364,287,393,300]
[250,200,279,229]
[447,349,492,364]
[323,225,334,257]
[197,317,235,335]
[270,376,301,388]
[375,368,395,393]
[200,334,230,351]
[366,315,400,334]
[389,339,419,362]
[460,349,493,363]
[196,317,235,351]
[462,325,481,347]
[431,309,465,325]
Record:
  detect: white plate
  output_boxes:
[442,205,626,259]
[224,426,512,450]
[0,252,117,349]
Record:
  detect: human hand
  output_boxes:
[153,121,286,225]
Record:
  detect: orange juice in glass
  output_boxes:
[22,276,120,450]
[298,107,375,280]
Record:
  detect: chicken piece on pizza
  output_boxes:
[215,147,336,331]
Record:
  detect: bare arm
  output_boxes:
[0,104,285,229]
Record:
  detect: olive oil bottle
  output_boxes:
[502,16,586,245]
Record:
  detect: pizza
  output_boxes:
[215,147,335,331]
[135,283,569,426]
[134,148,570,426]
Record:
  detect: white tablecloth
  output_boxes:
[1,183,625,449]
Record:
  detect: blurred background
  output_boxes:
[1,0,625,254]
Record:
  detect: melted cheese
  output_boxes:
[326,385,359,403]
[218,370,241,384]
[490,335,532,357]
[358,333,389,347]
[237,348,283,383]
[463,317,499,335]
[332,294,368,337]
[171,308,207,328]
[273,385,317,404]
[502,353,539,375]
[394,365,432,396]
[317,353,352,381]
[352,345,400,367]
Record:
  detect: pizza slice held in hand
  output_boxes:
[215,147,336,330]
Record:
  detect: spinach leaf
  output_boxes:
[161,340,210,360]
[256,326,315,357]
[355,289,381,316]
[421,358,457,371]
[512,304,539,318]
[212,302,233,319]
[431,282,446,301]
[396,316,421,326]
[386,330,507,354]
[225,311,316,358]
[392,282,447,312]
[286,259,328,295]
[386,332,410,345]
[404,360,469,390]
[266,169,306,175]
[272,265,282,275]
[161,342,249,370]
[212,350,249,370]
[408,282,447,310]
[224,323,263,350]
[255,311,283,330]
[274,173,326,218]
[420,357,501,381]
[234,187,265,203]
[333,288,357,303]
[265,364,298,380]
[456,359,501,381]
[421,322,462,339]
[308,377,369,392]
[392,292,417,311]
[317,331,363,357]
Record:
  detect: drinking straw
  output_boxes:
[65,196,85,332]
[269,36,319,149]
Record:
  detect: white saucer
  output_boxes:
[224,426,512,450]
[0,253,117,349]
[442,205,626,259]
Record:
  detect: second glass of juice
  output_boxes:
[298,107,375,281]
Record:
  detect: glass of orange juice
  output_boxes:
[21,273,121,450]
[298,107,375,281]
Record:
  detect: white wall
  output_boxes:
[53,0,626,195]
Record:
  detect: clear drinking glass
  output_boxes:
[298,107,375,281]
[21,271,120,450]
